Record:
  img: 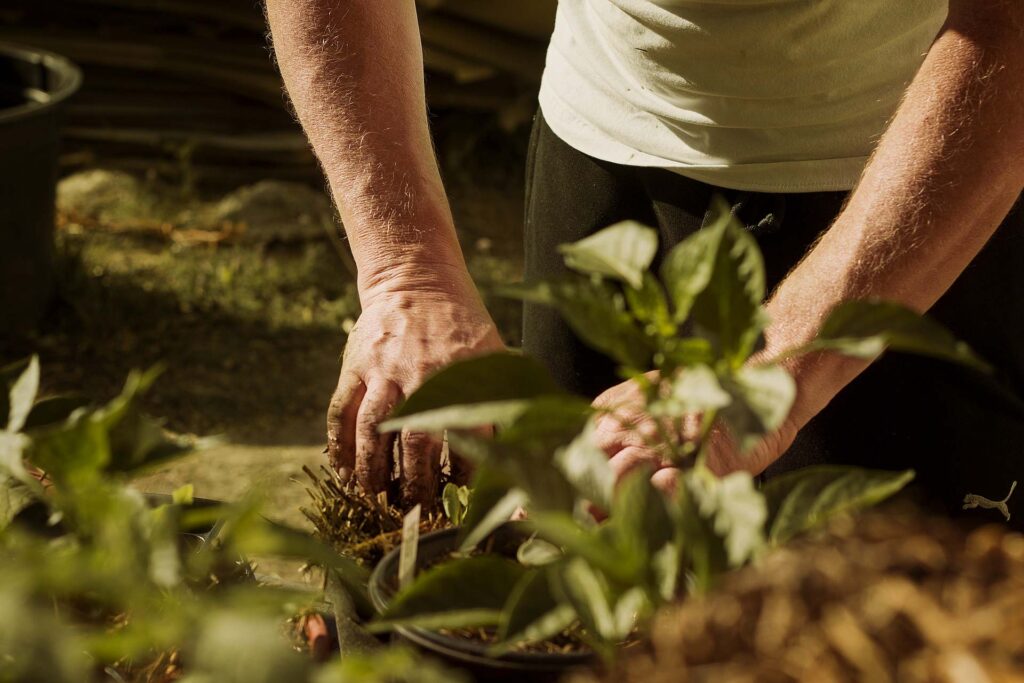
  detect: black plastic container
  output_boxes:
[0,43,81,334]
[369,524,595,683]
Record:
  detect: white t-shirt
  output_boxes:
[538,0,948,192]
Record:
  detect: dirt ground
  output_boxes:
[0,115,528,546]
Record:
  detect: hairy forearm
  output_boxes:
[765,1,1024,432]
[265,0,467,300]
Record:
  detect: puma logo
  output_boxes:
[963,480,1017,522]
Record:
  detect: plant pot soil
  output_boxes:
[369,523,595,683]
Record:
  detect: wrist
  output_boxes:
[357,258,477,309]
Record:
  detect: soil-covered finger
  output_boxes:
[354,379,401,494]
[399,430,443,509]
[326,372,365,483]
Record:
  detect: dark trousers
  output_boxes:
[522,110,1024,525]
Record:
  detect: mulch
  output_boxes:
[575,508,1024,683]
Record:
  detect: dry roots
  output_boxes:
[298,465,448,566]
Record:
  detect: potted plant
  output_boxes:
[367,196,987,672]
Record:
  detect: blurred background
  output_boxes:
[0,0,554,533]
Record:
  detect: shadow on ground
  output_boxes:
[3,235,350,446]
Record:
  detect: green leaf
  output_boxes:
[612,587,651,639]
[382,400,533,433]
[314,646,468,683]
[799,300,991,372]
[688,196,767,365]
[625,272,674,335]
[376,556,527,630]
[372,609,505,633]
[6,356,39,433]
[552,421,615,512]
[0,358,31,432]
[442,483,470,526]
[610,470,675,582]
[558,221,658,289]
[660,217,724,325]
[650,542,682,601]
[389,353,561,419]
[650,364,731,417]
[454,456,527,551]
[28,410,111,480]
[513,464,577,517]
[516,536,562,567]
[0,473,35,531]
[389,393,593,446]
[496,396,593,450]
[501,280,653,370]
[495,567,575,651]
[675,471,728,593]
[106,409,194,474]
[28,365,194,480]
[686,469,766,567]
[0,431,34,487]
[763,466,915,545]
[171,484,194,505]
[719,364,796,453]
[558,558,615,641]
[660,337,715,368]
[527,513,629,584]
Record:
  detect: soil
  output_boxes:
[440,625,591,656]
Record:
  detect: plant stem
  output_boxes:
[694,409,718,471]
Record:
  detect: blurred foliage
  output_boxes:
[0,358,462,682]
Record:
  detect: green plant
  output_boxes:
[0,358,460,682]
[373,196,987,659]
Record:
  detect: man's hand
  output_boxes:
[592,373,796,495]
[592,373,675,489]
[265,2,497,506]
[327,271,503,506]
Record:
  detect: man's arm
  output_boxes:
[716,0,1024,475]
[265,1,503,504]
[597,1,1024,486]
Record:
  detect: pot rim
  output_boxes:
[369,523,595,669]
[0,42,82,124]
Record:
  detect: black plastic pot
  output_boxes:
[0,43,81,334]
[369,523,595,683]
